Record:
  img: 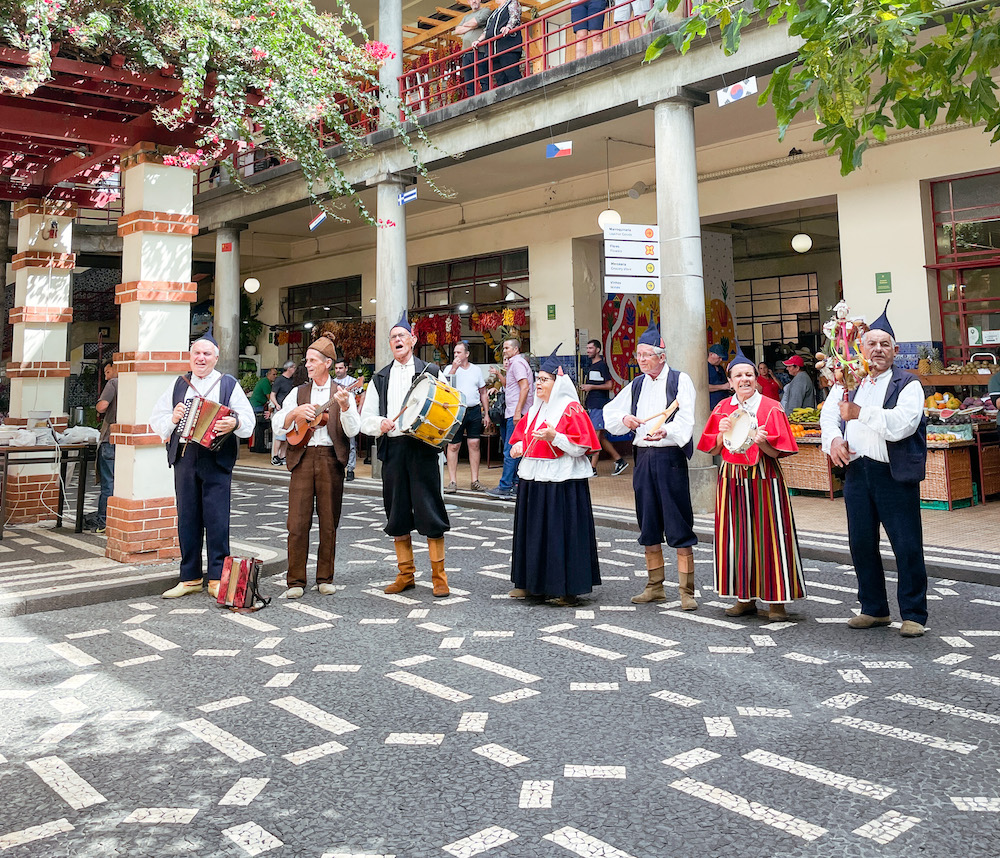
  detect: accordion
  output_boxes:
[178,396,233,450]
[217,556,269,612]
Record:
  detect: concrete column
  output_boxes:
[214,226,241,377]
[5,199,76,523]
[107,142,198,564]
[653,91,715,513]
[378,0,403,130]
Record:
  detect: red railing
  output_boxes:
[399,0,680,116]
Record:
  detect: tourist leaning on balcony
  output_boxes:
[572,0,609,56]
[475,0,523,88]
[455,0,492,97]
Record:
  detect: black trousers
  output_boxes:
[843,457,928,623]
[382,436,449,539]
[633,446,698,549]
[173,444,233,582]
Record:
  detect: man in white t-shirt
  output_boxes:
[333,358,358,481]
[445,340,491,492]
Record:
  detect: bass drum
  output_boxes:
[398,373,467,450]
[723,407,758,455]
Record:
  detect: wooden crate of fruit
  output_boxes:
[781,439,841,497]
[921,446,974,505]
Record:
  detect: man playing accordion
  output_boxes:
[151,333,254,599]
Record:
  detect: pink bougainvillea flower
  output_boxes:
[363,41,396,64]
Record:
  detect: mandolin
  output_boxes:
[285,376,363,448]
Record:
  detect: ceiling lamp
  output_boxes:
[598,138,621,231]
[791,209,812,253]
[627,181,648,200]
[458,303,470,313]
[243,230,261,292]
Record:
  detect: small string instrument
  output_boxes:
[285,377,363,448]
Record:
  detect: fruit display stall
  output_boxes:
[915,352,1000,506]
[783,408,842,499]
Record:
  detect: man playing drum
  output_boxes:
[360,312,452,597]
[603,321,699,609]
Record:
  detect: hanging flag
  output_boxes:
[716,76,758,107]
[397,187,418,206]
[308,210,327,231]
[545,141,573,159]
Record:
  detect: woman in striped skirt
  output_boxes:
[696,347,807,620]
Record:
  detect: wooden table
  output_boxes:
[0,443,97,539]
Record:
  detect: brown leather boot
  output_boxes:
[632,545,666,604]
[677,549,697,611]
[385,536,415,594]
[428,536,449,598]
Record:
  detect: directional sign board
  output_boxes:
[604,223,661,294]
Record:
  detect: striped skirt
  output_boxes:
[714,457,807,602]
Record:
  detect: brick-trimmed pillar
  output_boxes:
[5,200,76,524]
[106,142,197,564]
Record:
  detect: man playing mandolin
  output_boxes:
[272,335,360,599]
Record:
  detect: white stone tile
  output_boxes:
[736,707,792,718]
[458,712,489,732]
[669,777,826,841]
[784,652,829,665]
[934,652,971,665]
[0,818,75,850]
[314,664,362,672]
[64,629,108,640]
[270,696,360,734]
[440,637,465,649]
[642,649,684,661]
[662,610,745,630]
[177,718,265,762]
[54,673,97,690]
[0,689,35,699]
[574,610,595,620]
[543,825,638,858]
[258,654,294,667]
[625,667,650,682]
[123,614,155,624]
[34,722,84,745]
[285,602,339,620]
[832,715,976,754]
[541,635,626,661]
[294,622,334,633]
[951,797,1000,811]
[837,669,872,684]
[225,613,280,633]
[385,733,445,745]
[114,654,162,668]
[122,629,179,652]
[102,710,160,721]
[442,825,518,857]
[193,649,240,657]
[887,693,1000,725]
[122,807,198,824]
[519,780,554,808]
[593,623,678,648]
[490,687,541,703]
[222,821,283,855]
[453,654,541,684]
[952,668,1000,687]
[417,621,451,632]
[539,623,577,633]
[650,689,701,708]
[219,777,270,806]
[661,747,721,771]
[704,717,737,737]
[570,682,619,691]
[26,756,106,809]
[564,765,626,779]
[198,696,252,713]
[254,637,284,648]
[853,810,921,844]
[473,743,529,767]
[385,670,472,702]
[392,654,437,667]
[820,693,868,709]
[862,661,911,669]
[473,631,515,638]
[46,642,100,667]
[49,697,87,715]
[265,672,299,687]
[941,636,975,648]
[407,608,430,618]
[282,740,348,765]
[750,635,776,647]
[709,646,754,654]
[743,749,895,800]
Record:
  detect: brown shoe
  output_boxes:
[847,614,892,629]
[899,620,925,637]
[429,536,449,598]
[767,604,788,620]
[725,600,757,617]
[508,588,528,599]
[548,596,579,607]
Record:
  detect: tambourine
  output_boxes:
[723,406,758,455]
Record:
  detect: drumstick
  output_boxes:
[638,400,679,434]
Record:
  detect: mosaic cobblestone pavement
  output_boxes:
[1,495,999,857]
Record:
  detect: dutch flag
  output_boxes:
[545,141,573,159]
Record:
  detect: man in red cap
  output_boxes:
[780,354,816,415]
[273,335,358,599]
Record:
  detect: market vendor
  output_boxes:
[820,300,928,638]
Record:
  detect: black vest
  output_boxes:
[166,373,239,470]
[630,368,694,460]
[844,365,926,483]
[372,358,439,461]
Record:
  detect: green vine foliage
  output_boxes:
[0,0,426,220]
[645,0,1000,175]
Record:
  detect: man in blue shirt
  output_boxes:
[707,344,731,409]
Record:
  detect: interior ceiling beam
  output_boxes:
[0,181,121,207]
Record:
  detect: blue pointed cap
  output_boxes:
[391,310,412,335]
[638,319,664,348]
[540,343,562,375]
[726,338,754,373]
[193,324,218,348]
[869,299,894,339]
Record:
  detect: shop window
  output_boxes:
[735,273,820,359]
[416,250,529,311]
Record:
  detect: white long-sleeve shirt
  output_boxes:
[602,366,696,448]
[272,378,360,446]
[820,369,923,464]
[150,370,255,442]
[359,358,417,438]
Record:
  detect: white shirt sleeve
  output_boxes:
[149,384,177,441]
[820,384,845,454]
[228,383,255,439]
[360,381,384,437]
[340,396,360,438]
[602,381,634,436]
[664,372,696,448]
[552,433,589,457]
[857,377,924,441]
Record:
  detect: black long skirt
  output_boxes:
[511,478,601,598]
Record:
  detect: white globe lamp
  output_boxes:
[598,208,622,230]
[243,277,261,293]
[791,233,813,253]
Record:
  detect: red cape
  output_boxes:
[697,396,798,466]
[512,400,600,459]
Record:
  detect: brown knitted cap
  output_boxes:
[308,335,338,361]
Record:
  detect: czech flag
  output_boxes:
[717,76,758,107]
[545,141,573,159]
[308,210,327,231]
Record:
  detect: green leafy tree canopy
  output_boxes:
[645,0,1000,175]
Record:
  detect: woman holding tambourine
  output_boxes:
[697,345,807,620]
